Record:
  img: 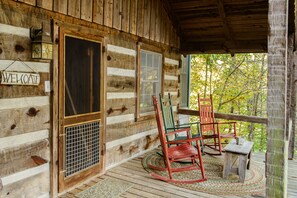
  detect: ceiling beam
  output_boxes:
[216,0,235,53]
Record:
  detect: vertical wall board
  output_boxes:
[68,0,80,18]
[149,0,156,41]
[23,0,36,6]
[53,0,67,14]
[121,0,130,33]
[155,0,160,42]
[93,0,104,25]
[81,0,93,22]
[129,0,137,35]
[136,0,144,37]
[104,0,113,27]
[165,15,170,45]
[143,0,150,39]
[113,0,122,30]
[36,0,53,10]
[160,7,165,44]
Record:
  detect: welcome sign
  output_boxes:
[0,71,40,86]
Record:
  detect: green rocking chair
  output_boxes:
[159,93,203,153]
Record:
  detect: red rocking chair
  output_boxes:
[198,94,237,155]
[149,95,207,183]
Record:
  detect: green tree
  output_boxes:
[190,53,267,151]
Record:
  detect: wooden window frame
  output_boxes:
[135,43,164,121]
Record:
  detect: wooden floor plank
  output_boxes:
[58,151,297,198]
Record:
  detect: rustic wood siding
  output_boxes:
[5,0,179,48]
[0,21,50,197]
[267,0,288,197]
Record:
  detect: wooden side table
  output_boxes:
[223,139,254,183]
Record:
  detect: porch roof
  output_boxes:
[163,0,293,54]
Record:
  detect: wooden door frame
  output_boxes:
[52,22,106,195]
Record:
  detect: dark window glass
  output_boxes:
[65,36,100,116]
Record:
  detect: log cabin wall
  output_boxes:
[0,0,181,197]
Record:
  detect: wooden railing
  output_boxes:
[178,108,268,125]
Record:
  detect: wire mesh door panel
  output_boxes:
[64,120,100,177]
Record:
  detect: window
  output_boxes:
[180,55,190,108]
[138,50,162,115]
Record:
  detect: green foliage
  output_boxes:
[190,53,267,152]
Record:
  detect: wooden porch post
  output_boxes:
[267,0,289,197]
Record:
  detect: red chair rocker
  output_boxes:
[149,95,206,183]
[198,94,237,155]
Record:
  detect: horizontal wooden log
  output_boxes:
[106,118,157,142]
[106,98,135,116]
[165,57,179,66]
[0,130,49,149]
[107,76,135,92]
[0,139,49,177]
[0,105,50,138]
[164,75,178,81]
[0,60,50,73]
[107,92,135,99]
[0,73,49,98]
[107,44,136,57]
[107,67,136,77]
[0,169,49,197]
[178,108,268,124]
[163,80,179,91]
[0,34,30,60]
[106,132,159,169]
[0,23,29,37]
[106,113,135,125]
[106,51,136,70]
[164,64,178,76]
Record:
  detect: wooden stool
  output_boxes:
[223,139,254,183]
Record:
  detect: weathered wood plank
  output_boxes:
[0,139,49,177]
[106,98,135,116]
[106,134,159,168]
[81,0,93,22]
[107,44,136,56]
[36,0,53,10]
[0,96,49,110]
[0,105,50,138]
[107,52,136,70]
[93,0,104,25]
[67,0,80,18]
[21,0,36,6]
[0,171,49,198]
[136,0,144,37]
[113,0,122,30]
[106,118,156,142]
[107,76,135,92]
[129,0,137,35]
[155,0,161,42]
[121,0,130,33]
[149,0,156,41]
[107,92,135,99]
[143,0,150,39]
[53,0,67,14]
[104,0,113,27]
[107,67,135,77]
[178,108,268,124]
[106,113,135,125]
[0,130,49,149]
[0,33,30,60]
[0,60,50,73]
